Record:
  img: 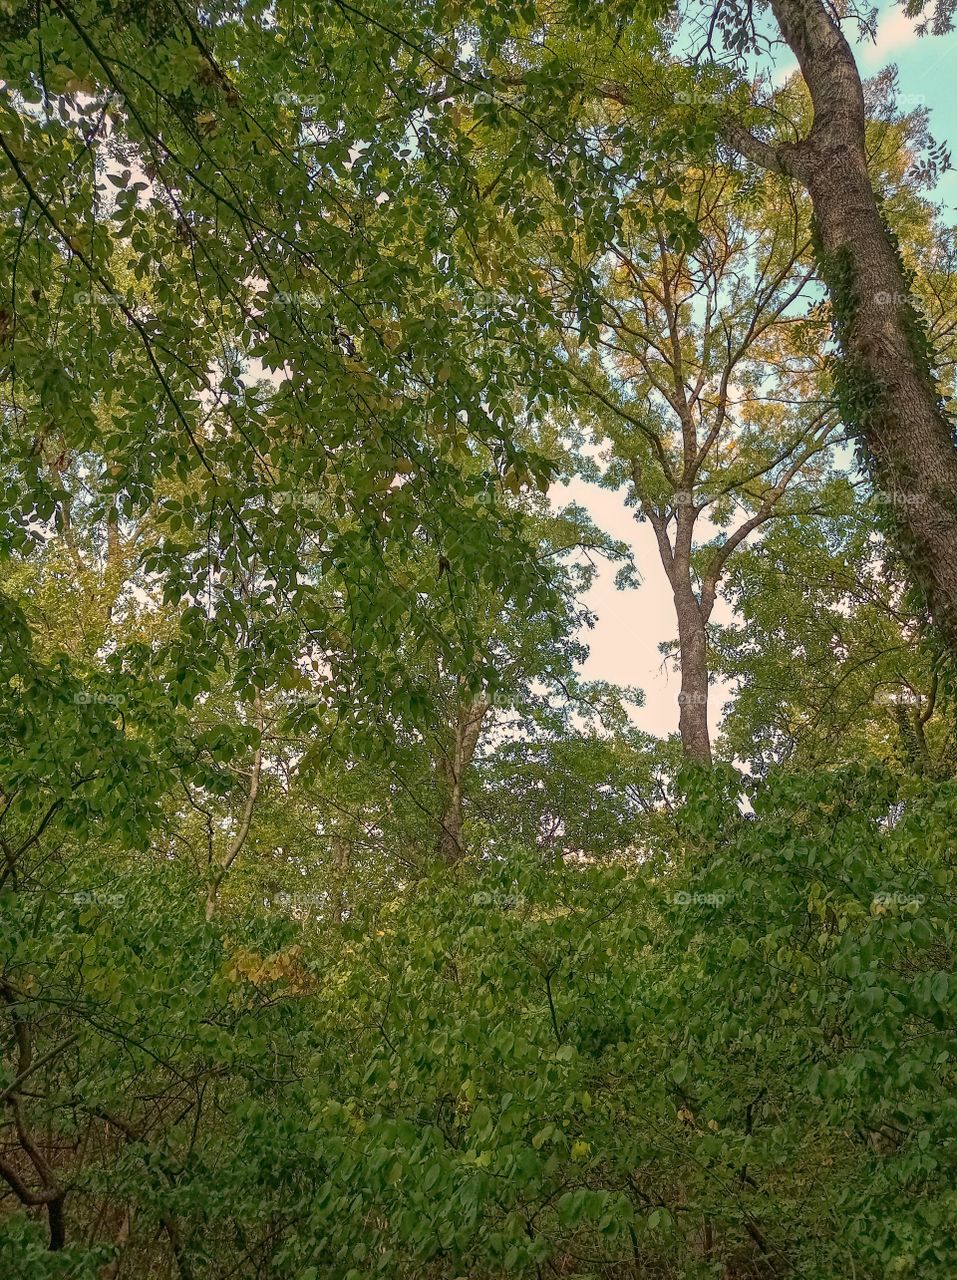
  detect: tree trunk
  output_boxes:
[675,583,712,765]
[436,694,491,863]
[649,507,714,764]
[736,0,957,647]
[331,834,348,924]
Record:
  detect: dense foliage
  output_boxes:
[2,1,957,1277]
[3,765,957,1278]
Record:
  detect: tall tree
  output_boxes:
[564,158,838,761]
[488,0,957,654]
[705,0,957,651]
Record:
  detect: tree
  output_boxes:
[704,0,957,652]
[563,155,839,761]
[0,0,565,738]
[375,495,635,865]
[485,0,957,655]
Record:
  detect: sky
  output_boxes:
[560,2,957,742]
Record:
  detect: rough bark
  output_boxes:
[436,693,491,863]
[331,833,349,924]
[674,583,712,764]
[649,506,714,764]
[731,0,957,647]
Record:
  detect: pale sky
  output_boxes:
[554,476,734,740]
